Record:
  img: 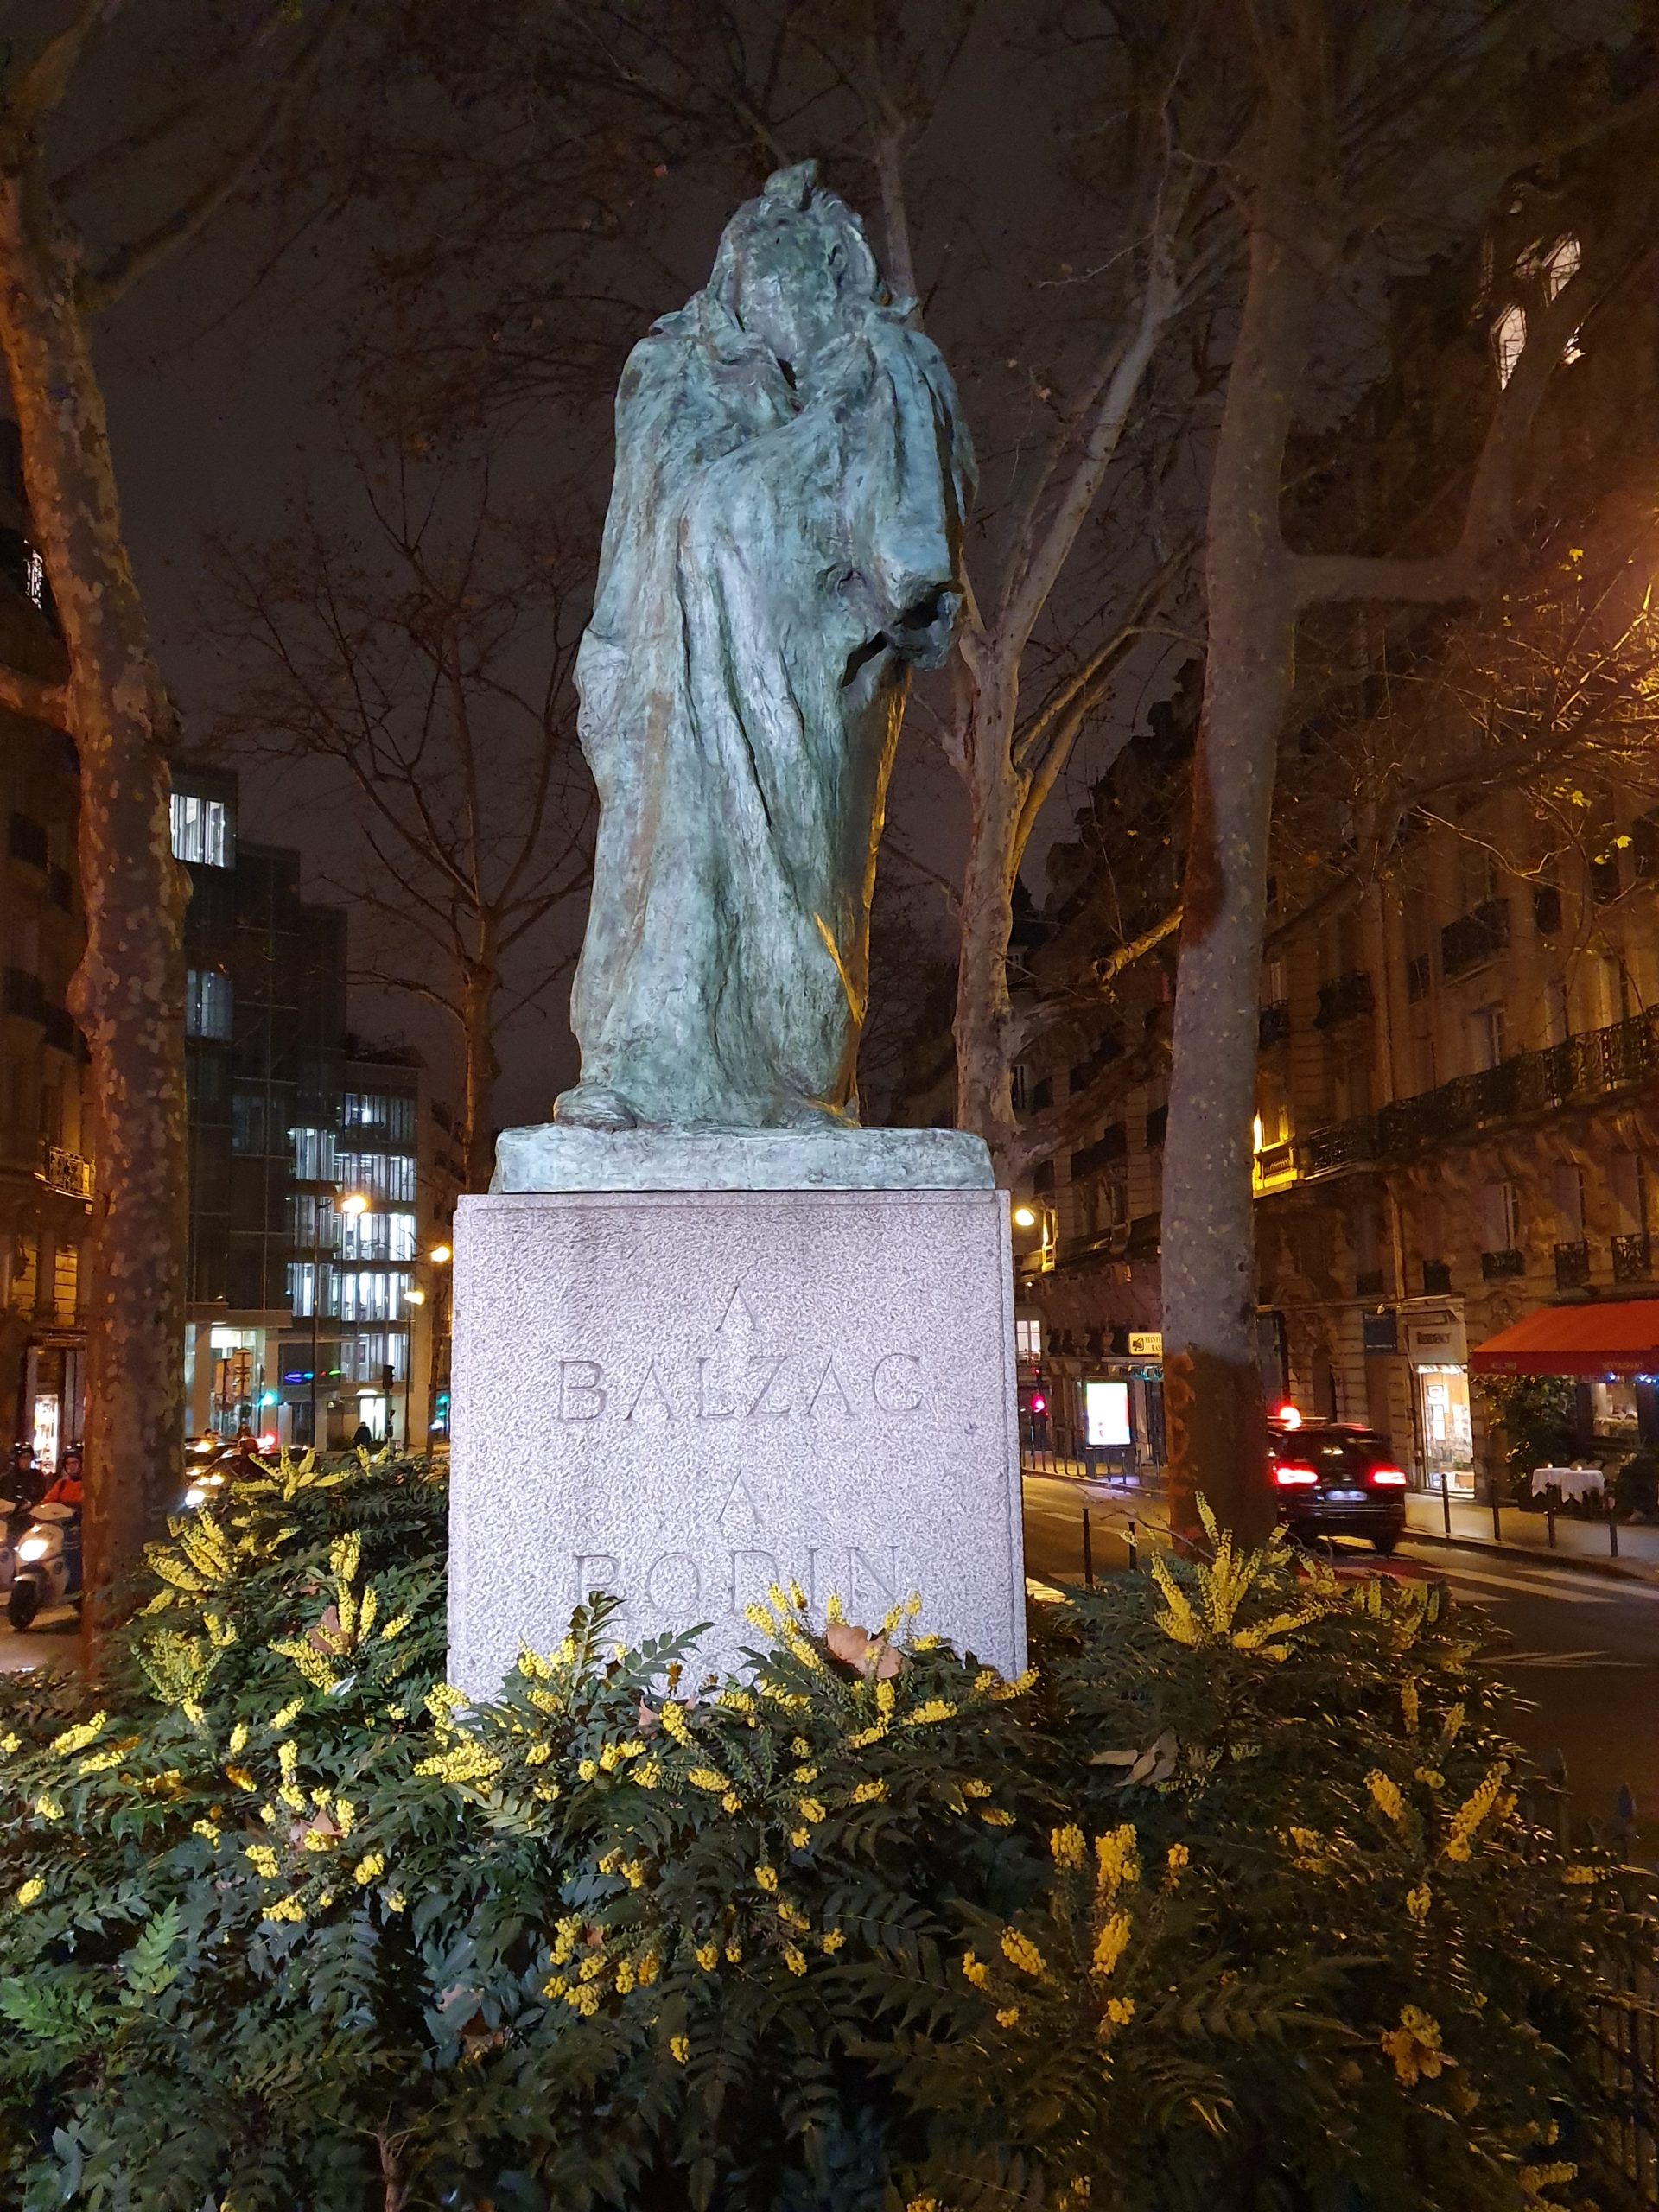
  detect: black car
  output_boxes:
[1267,1419,1408,1554]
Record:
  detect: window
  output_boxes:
[1014,1317,1042,1361]
[333,1268,412,1322]
[1468,1005,1505,1073]
[1481,1180,1522,1253]
[185,967,232,1040]
[232,1094,270,1155]
[338,1209,416,1262]
[286,1261,316,1318]
[1542,234,1580,299]
[1533,883,1562,935]
[1492,302,1527,387]
[340,1091,416,1139]
[334,1150,416,1204]
[1010,1064,1030,1113]
[169,791,231,868]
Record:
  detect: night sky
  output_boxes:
[88,7,1174,1131]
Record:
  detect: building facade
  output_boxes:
[0,423,87,1468]
[1008,175,1659,1499]
[175,766,444,1452]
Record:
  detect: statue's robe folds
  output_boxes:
[568,296,973,1129]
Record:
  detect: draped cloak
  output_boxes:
[562,227,975,1131]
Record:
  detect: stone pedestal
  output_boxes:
[447,1163,1026,1696]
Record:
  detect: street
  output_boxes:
[1024,1471,1659,1846]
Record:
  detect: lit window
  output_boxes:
[169,791,231,867]
[1492,303,1527,387]
[291,1126,340,1182]
[185,968,232,1040]
[1542,235,1580,299]
[1014,1317,1043,1360]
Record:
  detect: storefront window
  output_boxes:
[1415,1363,1474,1494]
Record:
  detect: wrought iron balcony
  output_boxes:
[40,1143,92,1200]
[1258,1000,1291,1047]
[1440,898,1510,978]
[1127,1211,1161,1258]
[1554,1240,1591,1291]
[1480,1248,1525,1281]
[1613,1231,1652,1284]
[1301,1116,1378,1176]
[1314,970,1375,1028]
[1294,1007,1659,1182]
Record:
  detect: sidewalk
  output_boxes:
[1403,1492,1659,1586]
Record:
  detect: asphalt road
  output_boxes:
[1023,1471,1659,1846]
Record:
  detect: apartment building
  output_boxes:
[0,426,86,1466]
[1002,143,1659,1497]
[175,766,443,1452]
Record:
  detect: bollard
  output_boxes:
[1609,1491,1620,1558]
[1440,1466,1452,1537]
[1127,1517,1138,1571]
[1546,1483,1557,1548]
[1491,1485,1502,1543]
[1082,1504,1096,1592]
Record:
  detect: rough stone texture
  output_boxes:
[554,161,975,1135]
[448,1188,1026,1694]
[493,1123,994,1193]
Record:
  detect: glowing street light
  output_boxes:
[1013,1205,1038,1229]
[429,1242,452,1263]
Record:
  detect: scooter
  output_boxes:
[0,1496,20,1599]
[8,1502,80,1629]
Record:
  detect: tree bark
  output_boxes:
[0,172,188,1646]
[459,939,499,1195]
[1159,87,1309,1550]
[951,663,1021,1175]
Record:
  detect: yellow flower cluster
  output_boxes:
[1381,2004,1452,2086]
[14,1877,43,1908]
[1095,1825,1140,1892]
[851,1779,886,1805]
[353,1853,385,1886]
[1000,1929,1045,1977]
[1443,1765,1508,1863]
[1091,1912,1131,1979]
[49,1710,107,1758]
[1366,1770,1407,1827]
[1050,1824,1086,1870]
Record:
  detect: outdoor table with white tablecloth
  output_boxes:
[1530,1464,1606,1500]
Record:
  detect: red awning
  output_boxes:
[1468,1300,1659,1379]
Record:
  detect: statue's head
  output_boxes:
[706,162,884,379]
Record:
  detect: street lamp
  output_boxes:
[310,1189,368,1453]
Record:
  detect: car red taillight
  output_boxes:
[1273,1462,1319,1488]
[1368,1466,1408,1487]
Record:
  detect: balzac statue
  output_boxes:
[555,162,975,1135]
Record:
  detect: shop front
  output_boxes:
[1402,1300,1475,1498]
[1469,1301,1659,1461]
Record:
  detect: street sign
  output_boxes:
[1128,1332,1163,1358]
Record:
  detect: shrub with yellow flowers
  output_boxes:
[0,1463,1647,2212]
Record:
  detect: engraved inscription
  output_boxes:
[551,1351,926,1421]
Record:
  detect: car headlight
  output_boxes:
[16,1535,49,1563]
